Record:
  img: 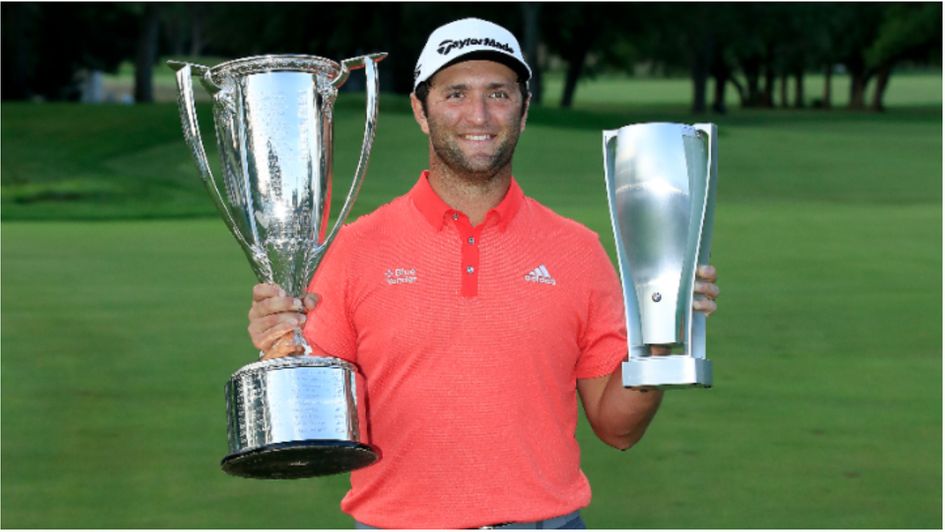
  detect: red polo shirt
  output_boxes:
[303,172,627,529]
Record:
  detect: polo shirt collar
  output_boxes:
[409,170,524,232]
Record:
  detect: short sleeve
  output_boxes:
[301,226,358,363]
[574,238,628,379]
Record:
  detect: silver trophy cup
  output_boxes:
[170,53,385,478]
[602,123,718,388]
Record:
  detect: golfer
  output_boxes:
[248,17,720,529]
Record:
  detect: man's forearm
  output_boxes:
[593,370,665,450]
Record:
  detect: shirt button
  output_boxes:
[452,213,460,221]
[467,237,476,245]
[466,265,475,274]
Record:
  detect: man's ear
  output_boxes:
[410,92,430,135]
[520,92,531,133]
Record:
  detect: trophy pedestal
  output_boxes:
[222,440,378,479]
[224,356,378,479]
[622,356,712,389]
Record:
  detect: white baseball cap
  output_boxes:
[413,17,532,91]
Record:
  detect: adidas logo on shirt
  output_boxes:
[524,264,556,286]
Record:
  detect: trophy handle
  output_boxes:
[689,123,718,360]
[168,60,210,79]
[330,53,387,89]
[169,61,252,253]
[320,53,386,251]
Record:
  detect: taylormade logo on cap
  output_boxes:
[436,37,515,56]
[414,17,531,90]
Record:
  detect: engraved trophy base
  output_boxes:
[622,356,712,389]
[223,356,378,479]
[222,440,378,479]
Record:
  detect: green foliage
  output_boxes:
[1,76,941,527]
[3,3,941,110]
[866,3,943,68]
[1,3,138,100]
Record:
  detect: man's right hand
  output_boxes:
[247,283,319,360]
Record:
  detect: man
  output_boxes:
[248,18,719,529]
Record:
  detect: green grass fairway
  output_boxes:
[2,72,941,528]
[540,70,943,108]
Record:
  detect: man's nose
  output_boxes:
[464,94,489,125]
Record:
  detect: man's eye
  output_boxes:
[491,91,509,99]
[446,91,463,99]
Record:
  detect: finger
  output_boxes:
[260,333,305,360]
[696,264,717,283]
[648,344,671,356]
[692,298,717,316]
[252,283,286,302]
[248,313,306,349]
[694,281,720,300]
[253,322,302,353]
[302,293,320,312]
[248,295,305,320]
[249,310,305,334]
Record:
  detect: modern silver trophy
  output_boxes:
[170,53,385,478]
[602,123,717,388]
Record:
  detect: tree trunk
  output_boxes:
[793,70,804,108]
[848,73,869,110]
[521,3,542,105]
[711,70,727,114]
[560,53,582,108]
[741,57,762,107]
[729,75,746,105]
[779,74,789,108]
[709,48,727,114]
[845,55,872,110]
[691,65,708,114]
[871,63,892,112]
[560,44,589,108]
[762,45,776,108]
[763,75,775,107]
[690,33,713,114]
[134,3,160,103]
[822,64,832,109]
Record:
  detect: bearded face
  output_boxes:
[414,60,528,183]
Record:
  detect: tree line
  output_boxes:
[2,2,940,112]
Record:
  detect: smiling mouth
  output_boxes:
[461,134,494,141]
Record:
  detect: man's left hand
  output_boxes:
[693,264,719,316]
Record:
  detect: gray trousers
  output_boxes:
[354,511,586,529]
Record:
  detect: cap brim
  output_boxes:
[432,50,531,85]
